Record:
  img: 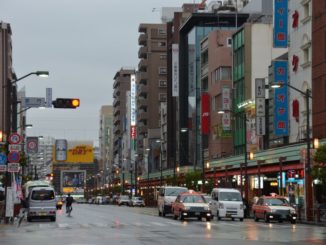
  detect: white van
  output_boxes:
[209,188,244,221]
[27,186,57,222]
[157,186,188,216]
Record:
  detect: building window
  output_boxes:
[158,42,166,47]
[300,34,311,68]
[227,37,232,47]
[215,67,232,82]
[158,29,166,35]
[159,93,167,102]
[301,0,311,24]
[159,67,167,75]
[159,80,167,87]
[160,54,167,60]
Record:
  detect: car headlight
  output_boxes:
[184,206,190,210]
[290,209,296,214]
[270,209,276,213]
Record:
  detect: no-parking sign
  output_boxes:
[26,137,39,154]
[7,151,20,163]
[8,133,21,145]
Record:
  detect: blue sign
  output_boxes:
[273,60,289,135]
[274,0,288,48]
[0,153,7,165]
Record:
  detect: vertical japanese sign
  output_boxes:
[130,74,136,127]
[273,60,288,135]
[222,87,231,131]
[255,78,266,136]
[273,0,288,48]
[172,44,179,97]
[201,93,210,135]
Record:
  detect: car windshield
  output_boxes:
[31,190,55,200]
[265,198,289,206]
[134,197,142,200]
[219,192,242,201]
[120,196,129,200]
[181,195,205,203]
[165,188,187,196]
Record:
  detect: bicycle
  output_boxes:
[66,205,72,217]
[17,208,26,227]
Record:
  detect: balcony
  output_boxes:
[152,46,166,53]
[137,84,148,97]
[138,110,148,123]
[113,98,120,107]
[113,107,120,116]
[137,98,147,110]
[113,80,120,89]
[138,71,148,84]
[138,59,148,71]
[113,117,120,126]
[138,46,148,59]
[138,33,147,46]
[113,89,120,98]
[138,24,147,33]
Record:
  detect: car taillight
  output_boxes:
[49,211,56,214]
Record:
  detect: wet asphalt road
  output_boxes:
[0,204,325,245]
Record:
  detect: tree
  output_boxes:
[184,170,202,191]
[313,144,326,188]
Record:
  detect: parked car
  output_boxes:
[158,186,188,217]
[209,188,244,221]
[129,196,145,207]
[252,195,297,224]
[118,195,130,206]
[172,190,212,221]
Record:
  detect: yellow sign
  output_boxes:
[63,187,74,193]
[270,182,278,186]
[53,143,94,163]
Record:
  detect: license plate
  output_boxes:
[39,212,47,216]
[195,212,200,216]
[226,213,231,217]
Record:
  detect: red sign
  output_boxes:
[7,151,20,163]
[130,126,136,139]
[201,93,210,135]
[8,133,21,145]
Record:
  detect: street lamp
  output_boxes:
[155,139,163,186]
[273,83,312,221]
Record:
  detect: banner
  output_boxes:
[172,44,179,97]
[273,60,289,135]
[201,93,210,135]
[273,0,288,48]
[61,170,86,194]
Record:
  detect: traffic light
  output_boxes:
[52,98,80,109]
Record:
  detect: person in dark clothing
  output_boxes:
[65,193,74,214]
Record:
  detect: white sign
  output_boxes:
[9,144,22,152]
[255,78,265,98]
[256,98,266,117]
[46,88,52,108]
[0,165,6,172]
[222,86,231,111]
[8,162,20,172]
[256,116,266,136]
[172,44,179,97]
[24,97,46,108]
[130,74,136,126]
[222,112,231,130]
[5,187,14,217]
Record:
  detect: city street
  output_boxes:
[0,204,325,245]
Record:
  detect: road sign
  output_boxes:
[7,151,20,163]
[8,133,21,145]
[24,97,46,108]
[0,165,6,172]
[0,152,7,165]
[26,137,39,154]
[9,144,22,152]
[8,163,20,173]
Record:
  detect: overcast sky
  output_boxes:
[0,0,194,146]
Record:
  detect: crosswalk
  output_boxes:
[19,219,303,231]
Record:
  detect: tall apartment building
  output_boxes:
[312,0,326,139]
[137,23,167,173]
[200,30,235,162]
[0,22,15,138]
[112,68,135,168]
[99,105,114,183]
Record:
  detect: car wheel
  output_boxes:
[231,218,235,221]
[158,210,162,216]
[197,216,202,221]
[179,212,184,221]
[162,210,166,217]
[278,220,283,223]
[206,217,211,222]
[217,211,221,221]
[240,218,244,222]
[290,220,296,224]
[27,217,32,222]
[51,217,56,222]
[264,213,269,223]
[254,212,259,222]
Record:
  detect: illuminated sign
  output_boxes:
[130,74,136,126]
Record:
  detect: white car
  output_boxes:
[129,197,145,207]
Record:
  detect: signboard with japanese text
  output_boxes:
[273,0,288,48]
[8,163,20,172]
[53,140,94,163]
[172,44,179,97]
[255,78,266,136]
[201,93,210,135]
[273,60,289,135]
[130,74,136,126]
[222,86,231,111]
